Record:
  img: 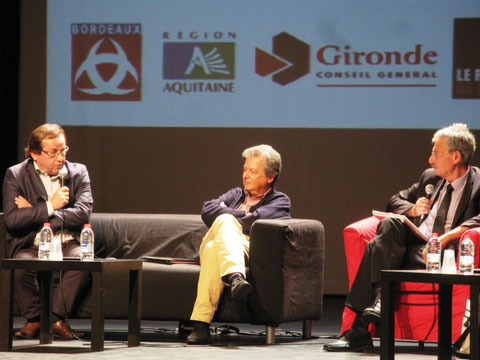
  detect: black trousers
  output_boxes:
[13,241,90,321]
[345,217,426,313]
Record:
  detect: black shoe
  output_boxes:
[230,275,251,302]
[362,298,381,324]
[323,328,374,352]
[186,321,210,345]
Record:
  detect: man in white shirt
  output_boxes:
[325,123,480,352]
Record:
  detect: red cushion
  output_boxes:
[343,216,380,288]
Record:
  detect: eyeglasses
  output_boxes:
[430,150,452,159]
[41,146,69,158]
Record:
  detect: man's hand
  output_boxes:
[51,186,70,210]
[15,196,32,209]
[422,245,427,262]
[407,197,431,217]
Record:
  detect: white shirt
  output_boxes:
[419,167,470,238]
[33,162,74,245]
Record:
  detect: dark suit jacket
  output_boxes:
[2,158,93,258]
[386,166,480,231]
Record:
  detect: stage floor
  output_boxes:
[1,296,446,359]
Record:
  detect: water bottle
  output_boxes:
[459,237,475,274]
[426,233,441,272]
[38,223,52,260]
[49,235,63,261]
[80,224,95,261]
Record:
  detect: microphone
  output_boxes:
[58,166,68,187]
[425,184,435,199]
[420,184,435,222]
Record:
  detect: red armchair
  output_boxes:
[341,216,480,342]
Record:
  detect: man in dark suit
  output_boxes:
[325,123,479,352]
[2,124,93,340]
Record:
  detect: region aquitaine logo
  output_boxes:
[163,42,235,80]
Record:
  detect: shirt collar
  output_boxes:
[244,187,272,200]
[447,166,470,191]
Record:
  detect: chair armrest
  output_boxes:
[344,216,380,288]
[249,218,325,324]
[459,227,480,268]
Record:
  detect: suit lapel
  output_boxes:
[26,160,48,202]
[452,169,473,228]
[431,178,445,206]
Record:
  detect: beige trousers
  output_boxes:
[190,214,250,323]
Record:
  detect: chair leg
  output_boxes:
[303,320,312,339]
[266,325,275,344]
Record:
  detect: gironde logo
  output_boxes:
[71,23,142,101]
[255,32,310,86]
[163,43,235,79]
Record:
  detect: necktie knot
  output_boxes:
[446,184,454,194]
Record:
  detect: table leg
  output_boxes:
[380,279,395,360]
[438,284,452,360]
[91,272,105,352]
[470,285,479,360]
[0,269,14,350]
[128,269,142,347]
[39,271,53,344]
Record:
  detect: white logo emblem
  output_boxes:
[185,47,231,75]
[74,38,139,95]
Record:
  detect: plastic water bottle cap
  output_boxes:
[43,223,51,227]
[84,224,92,228]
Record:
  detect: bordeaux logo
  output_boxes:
[452,18,480,99]
[71,23,142,101]
[255,32,310,86]
[163,43,235,79]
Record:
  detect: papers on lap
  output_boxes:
[372,210,428,242]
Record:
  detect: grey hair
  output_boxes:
[242,144,282,179]
[432,123,476,164]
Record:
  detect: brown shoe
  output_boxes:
[14,321,40,339]
[52,320,84,340]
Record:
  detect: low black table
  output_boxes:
[0,258,143,352]
[381,269,479,360]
